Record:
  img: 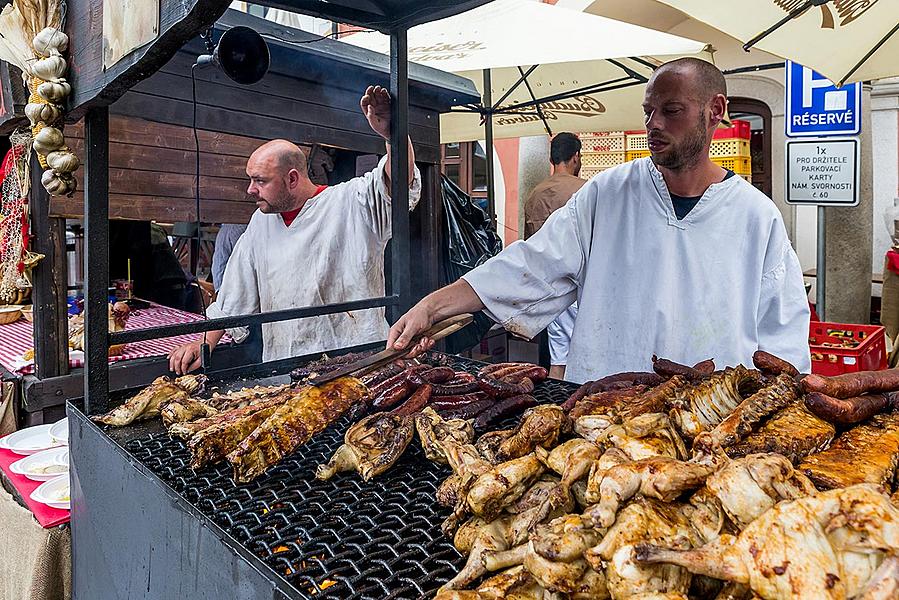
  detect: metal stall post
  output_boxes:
[83,107,110,413]
[483,68,496,228]
[389,27,411,320]
[817,206,826,320]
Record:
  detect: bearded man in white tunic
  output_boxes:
[169,85,421,374]
[387,58,810,383]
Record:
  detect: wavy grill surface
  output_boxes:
[124,354,579,599]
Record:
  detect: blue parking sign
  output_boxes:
[786,60,860,137]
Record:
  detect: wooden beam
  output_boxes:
[64,0,230,120]
[30,156,70,378]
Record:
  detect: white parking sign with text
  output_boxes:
[785,138,859,207]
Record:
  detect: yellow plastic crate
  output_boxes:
[578,131,625,153]
[710,137,750,158]
[625,132,648,151]
[626,149,650,161]
[581,151,625,169]
[580,165,610,180]
[712,155,752,175]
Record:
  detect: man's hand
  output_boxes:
[386,302,438,357]
[360,85,391,140]
[169,341,203,375]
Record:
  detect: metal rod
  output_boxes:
[491,78,641,114]
[490,64,539,111]
[109,296,400,345]
[742,0,817,51]
[817,206,826,320]
[607,58,649,83]
[389,27,411,319]
[722,62,785,76]
[483,68,496,227]
[517,66,552,136]
[83,107,110,414]
[838,21,898,86]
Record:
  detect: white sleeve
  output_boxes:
[345,154,422,241]
[757,239,812,373]
[462,188,593,340]
[205,231,259,344]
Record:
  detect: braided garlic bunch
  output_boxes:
[25,27,78,196]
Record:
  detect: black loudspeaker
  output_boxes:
[196,26,270,85]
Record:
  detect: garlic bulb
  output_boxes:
[33,28,69,58]
[31,55,67,82]
[41,169,76,196]
[24,102,61,125]
[37,80,70,103]
[33,126,64,154]
[46,150,79,173]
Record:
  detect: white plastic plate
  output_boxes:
[30,474,70,510]
[10,447,69,481]
[48,418,69,445]
[0,424,62,455]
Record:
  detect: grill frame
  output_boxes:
[72,353,578,599]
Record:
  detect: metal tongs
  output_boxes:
[305,313,474,386]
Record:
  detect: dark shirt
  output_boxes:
[670,169,736,220]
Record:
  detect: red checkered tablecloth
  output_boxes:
[0,303,231,374]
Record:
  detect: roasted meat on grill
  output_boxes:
[573,379,687,443]
[494,405,566,462]
[725,401,834,464]
[416,407,475,464]
[704,453,816,529]
[692,375,799,457]
[436,565,550,600]
[316,411,415,481]
[186,393,292,469]
[227,377,368,483]
[585,457,714,528]
[522,513,608,596]
[93,374,206,426]
[635,484,899,600]
[669,367,760,439]
[586,499,699,600]
[600,413,688,461]
[532,438,601,524]
[799,412,899,489]
[467,453,545,521]
[160,397,218,427]
[205,384,289,410]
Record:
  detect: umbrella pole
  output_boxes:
[817,206,826,320]
[483,68,496,229]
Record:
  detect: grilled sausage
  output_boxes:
[477,375,536,398]
[753,351,800,377]
[590,372,664,392]
[804,391,893,425]
[392,384,433,416]
[692,359,715,375]
[502,365,548,384]
[361,362,405,387]
[372,380,414,410]
[430,393,489,409]
[652,355,702,380]
[800,369,899,398]
[561,382,592,412]
[473,394,538,430]
[438,400,494,421]
[478,362,528,377]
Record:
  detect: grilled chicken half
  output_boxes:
[93,374,206,426]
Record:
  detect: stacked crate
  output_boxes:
[577,131,625,180]
[710,120,752,183]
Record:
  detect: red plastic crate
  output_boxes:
[713,119,751,140]
[808,321,887,375]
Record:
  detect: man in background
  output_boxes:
[522,132,584,379]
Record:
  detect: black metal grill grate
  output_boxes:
[124,355,578,599]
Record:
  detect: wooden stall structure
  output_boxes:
[1,7,480,424]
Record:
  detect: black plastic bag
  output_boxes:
[440,176,503,353]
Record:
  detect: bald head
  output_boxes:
[251,139,308,175]
[652,57,727,105]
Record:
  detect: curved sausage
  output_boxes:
[591,372,664,392]
[692,359,715,375]
[561,382,592,412]
[371,379,414,410]
[438,399,494,421]
[407,366,457,386]
[753,351,799,377]
[392,384,433,416]
[478,362,528,377]
[430,393,489,409]
[501,365,548,384]
[800,369,899,399]
[652,355,702,380]
[431,380,482,396]
[473,394,538,430]
[477,376,535,398]
[361,362,405,387]
[804,391,893,425]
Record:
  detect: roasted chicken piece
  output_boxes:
[600,413,688,460]
[435,565,551,600]
[416,407,475,464]
[468,453,545,520]
[635,484,899,600]
[669,366,760,439]
[569,386,647,420]
[532,439,602,525]
[494,405,566,462]
[799,412,899,489]
[586,499,699,600]
[169,391,289,441]
[316,411,415,481]
[522,513,608,596]
[476,429,515,464]
[160,397,217,427]
[227,377,368,483]
[584,447,632,504]
[704,453,816,529]
[692,375,799,457]
[585,457,714,528]
[93,374,206,426]
[725,401,834,464]
[205,384,289,410]
[573,379,687,443]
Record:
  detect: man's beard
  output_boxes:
[651,116,709,171]
[250,188,293,213]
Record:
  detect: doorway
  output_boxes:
[729,98,773,199]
